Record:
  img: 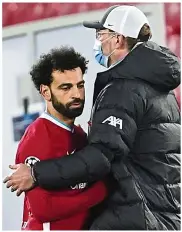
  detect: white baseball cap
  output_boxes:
[83,5,150,39]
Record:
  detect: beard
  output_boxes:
[51,92,85,119]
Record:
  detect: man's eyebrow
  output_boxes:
[57,81,85,88]
[77,80,85,85]
[58,83,73,88]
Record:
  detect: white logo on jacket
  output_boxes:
[102,116,123,129]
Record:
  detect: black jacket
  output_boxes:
[34,42,181,230]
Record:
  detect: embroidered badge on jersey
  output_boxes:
[25,156,40,167]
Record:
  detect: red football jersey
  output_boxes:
[16,112,107,230]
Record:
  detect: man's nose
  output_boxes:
[72,87,81,98]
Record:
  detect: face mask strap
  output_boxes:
[102,35,117,59]
[93,34,117,68]
[100,34,116,45]
[107,48,116,58]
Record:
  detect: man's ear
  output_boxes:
[117,35,120,43]
[40,84,51,101]
[116,35,125,49]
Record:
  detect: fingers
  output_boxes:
[6,183,22,196]
[6,180,13,188]
[3,176,11,184]
[11,187,16,192]
[3,163,21,185]
[5,180,19,191]
[3,164,19,183]
[16,189,23,197]
[9,164,20,170]
[4,178,20,195]
[9,185,23,196]
[3,163,33,196]
[7,183,22,195]
[11,184,19,192]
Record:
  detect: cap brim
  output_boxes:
[83,21,105,30]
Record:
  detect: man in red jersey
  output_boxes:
[14,46,107,230]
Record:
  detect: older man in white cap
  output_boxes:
[4,5,180,230]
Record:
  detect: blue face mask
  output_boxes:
[93,36,116,68]
[94,39,109,68]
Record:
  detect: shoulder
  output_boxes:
[110,79,147,95]
[25,117,47,135]
[20,117,51,145]
[16,118,50,163]
[99,79,145,107]
[20,117,51,143]
[95,80,147,124]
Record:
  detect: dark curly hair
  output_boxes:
[30,46,88,92]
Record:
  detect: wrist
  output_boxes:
[31,166,38,187]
